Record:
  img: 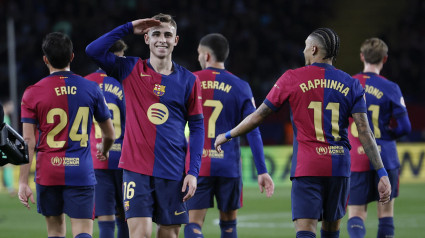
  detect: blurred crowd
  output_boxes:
[0,0,423,143]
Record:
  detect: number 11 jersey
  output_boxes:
[264,63,366,178]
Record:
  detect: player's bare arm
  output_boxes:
[131,19,161,35]
[18,123,36,209]
[215,103,273,152]
[352,112,384,170]
[353,112,392,204]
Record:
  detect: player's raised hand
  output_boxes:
[96,143,109,161]
[214,133,231,153]
[378,175,392,204]
[131,19,161,35]
[18,183,35,210]
[258,173,275,197]
[182,174,197,202]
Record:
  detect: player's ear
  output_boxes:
[174,35,179,46]
[312,45,318,56]
[382,55,388,64]
[70,53,75,63]
[144,33,149,45]
[43,55,49,65]
[360,53,365,63]
[206,52,211,62]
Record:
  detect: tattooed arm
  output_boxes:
[352,112,384,170]
[215,103,273,152]
[353,112,392,204]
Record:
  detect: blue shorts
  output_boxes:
[122,169,188,225]
[291,177,349,222]
[348,168,399,205]
[186,176,242,212]
[94,169,124,217]
[36,184,95,219]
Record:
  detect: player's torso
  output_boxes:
[195,68,249,177]
[288,64,362,177]
[349,73,400,170]
[28,72,102,185]
[86,70,126,170]
[119,58,198,179]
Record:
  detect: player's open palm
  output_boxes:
[18,183,35,210]
[378,175,391,204]
[131,19,161,35]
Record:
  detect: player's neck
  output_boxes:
[150,56,173,75]
[49,65,70,74]
[311,58,333,65]
[363,63,381,75]
[206,61,225,70]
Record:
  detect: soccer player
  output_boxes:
[214,28,392,238]
[346,38,411,238]
[18,32,115,238]
[85,39,128,238]
[184,33,275,238]
[86,14,204,238]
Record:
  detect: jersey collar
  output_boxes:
[311,62,335,70]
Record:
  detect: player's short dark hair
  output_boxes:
[152,13,177,32]
[199,33,229,62]
[360,38,388,64]
[310,28,340,61]
[109,39,128,53]
[42,32,73,69]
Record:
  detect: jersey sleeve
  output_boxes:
[186,75,204,121]
[240,82,256,118]
[20,87,38,124]
[240,82,268,174]
[93,85,112,122]
[86,22,137,81]
[264,71,292,111]
[390,84,408,118]
[350,78,367,114]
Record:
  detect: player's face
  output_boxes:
[303,36,314,65]
[197,45,208,69]
[145,22,178,59]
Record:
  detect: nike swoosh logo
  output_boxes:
[174,210,186,216]
[140,73,152,77]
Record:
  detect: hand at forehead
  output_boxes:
[132,19,161,35]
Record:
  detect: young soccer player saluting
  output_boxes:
[86,14,204,238]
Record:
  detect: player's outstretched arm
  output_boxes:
[131,19,161,35]
[215,103,273,152]
[182,174,197,202]
[353,112,391,204]
[258,173,275,197]
[18,123,36,209]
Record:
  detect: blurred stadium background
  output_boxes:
[0,0,424,237]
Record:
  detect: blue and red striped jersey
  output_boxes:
[348,72,408,171]
[264,63,366,178]
[21,71,111,186]
[86,69,125,170]
[186,68,267,177]
[86,23,204,180]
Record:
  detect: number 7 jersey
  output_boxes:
[264,63,366,178]
[21,71,111,186]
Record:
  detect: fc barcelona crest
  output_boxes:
[154,84,166,96]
